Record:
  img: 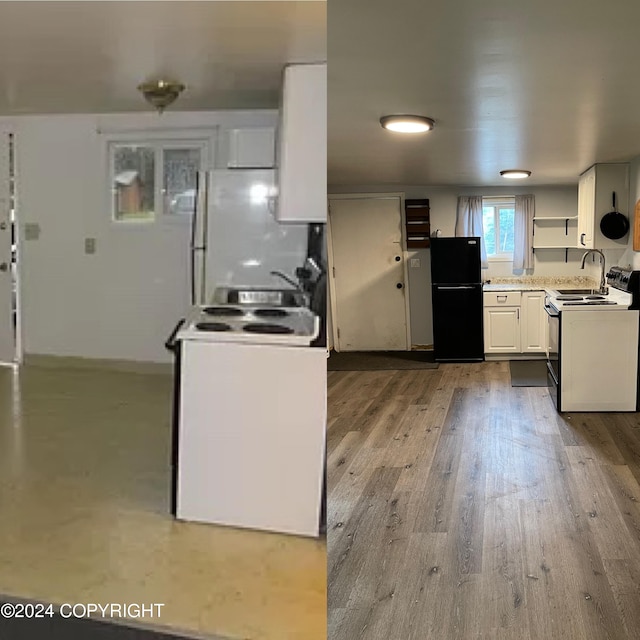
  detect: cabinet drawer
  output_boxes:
[483,291,521,306]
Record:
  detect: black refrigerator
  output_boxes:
[430,237,484,361]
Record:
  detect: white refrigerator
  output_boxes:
[190,170,309,305]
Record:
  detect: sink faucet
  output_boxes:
[270,270,300,289]
[270,270,310,306]
[580,249,608,294]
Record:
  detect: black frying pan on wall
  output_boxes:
[600,191,629,240]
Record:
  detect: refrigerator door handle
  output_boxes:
[190,171,209,306]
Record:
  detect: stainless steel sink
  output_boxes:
[217,287,305,307]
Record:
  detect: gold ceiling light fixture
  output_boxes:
[380,115,435,133]
[137,79,186,113]
[500,169,532,179]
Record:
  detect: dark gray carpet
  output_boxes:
[509,360,549,387]
[328,350,438,371]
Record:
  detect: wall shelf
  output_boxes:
[405,199,430,249]
[532,246,583,262]
[532,216,578,221]
[532,215,578,259]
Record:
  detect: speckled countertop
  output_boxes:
[483,276,599,292]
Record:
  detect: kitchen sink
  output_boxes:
[220,288,306,307]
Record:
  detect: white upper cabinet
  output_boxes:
[226,128,276,169]
[577,163,629,249]
[276,63,327,223]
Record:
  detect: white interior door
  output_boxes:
[328,196,408,351]
[0,129,15,363]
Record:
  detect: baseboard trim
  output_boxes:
[484,354,547,362]
[23,354,173,375]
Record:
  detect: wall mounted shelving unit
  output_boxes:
[532,215,579,262]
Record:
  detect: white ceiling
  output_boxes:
[0,1,325,114]
[328,0,640,187]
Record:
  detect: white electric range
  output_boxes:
[545,286,632,313]
[544,267,639,412]
[169,302,326,537]
[176,304,319,345]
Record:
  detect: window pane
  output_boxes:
[112,146,155,221]
[482,206,496,256]
[499,208,515,253]
[164,148,201,216]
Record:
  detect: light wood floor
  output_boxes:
[327,361,640,639]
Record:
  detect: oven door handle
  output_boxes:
[165,319,186,353]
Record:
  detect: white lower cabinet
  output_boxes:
[484,306,521,353]
[483,290,547,356]
[520,291,548,352]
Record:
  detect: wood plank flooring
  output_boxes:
[327,361,640,640]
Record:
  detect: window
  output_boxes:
[482,197,515,259]
[109,139,206,222]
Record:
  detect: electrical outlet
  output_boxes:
[410,258,421,268]
[84,238,96,254]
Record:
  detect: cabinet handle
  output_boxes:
[497,295,507,303]
[517,308,520,320]
[580,232,586,246]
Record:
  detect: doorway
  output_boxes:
[0,130,20,365]
[327,194,409,351]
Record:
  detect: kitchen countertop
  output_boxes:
[483,276,599,292]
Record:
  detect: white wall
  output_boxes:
[618,156,640,270]
[10,111,308,364]
[328,184,584,346]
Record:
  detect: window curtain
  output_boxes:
[455,195,488,268]
[513,194,535,271]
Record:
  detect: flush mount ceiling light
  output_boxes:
[137,79,185,113]
[380,115,435,133]
[500,169,532,179]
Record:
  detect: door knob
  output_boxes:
[395,256,401,262]
[0,222,6,230]
[0,263,8,272]
[396,282,403,289]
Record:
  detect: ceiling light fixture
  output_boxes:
[380,115,435,133]
[500,169,532,179]
[137,79,185,113]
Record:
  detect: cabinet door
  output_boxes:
[227,128,275,168]
[484,307,521,353]
[577,167,595,249]
[521,291,547,352]
[276,63,327,222]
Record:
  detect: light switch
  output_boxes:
[24,223,40,240]
[410,258,421,268]
[85,238,96,254]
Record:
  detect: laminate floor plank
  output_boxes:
[328,362,640,640]
[328,466,402,609]
[602,558,640,638]
[568,413,627,465]
[481,474,526,636]
[565,446,640,560]
[335,490,413,640]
